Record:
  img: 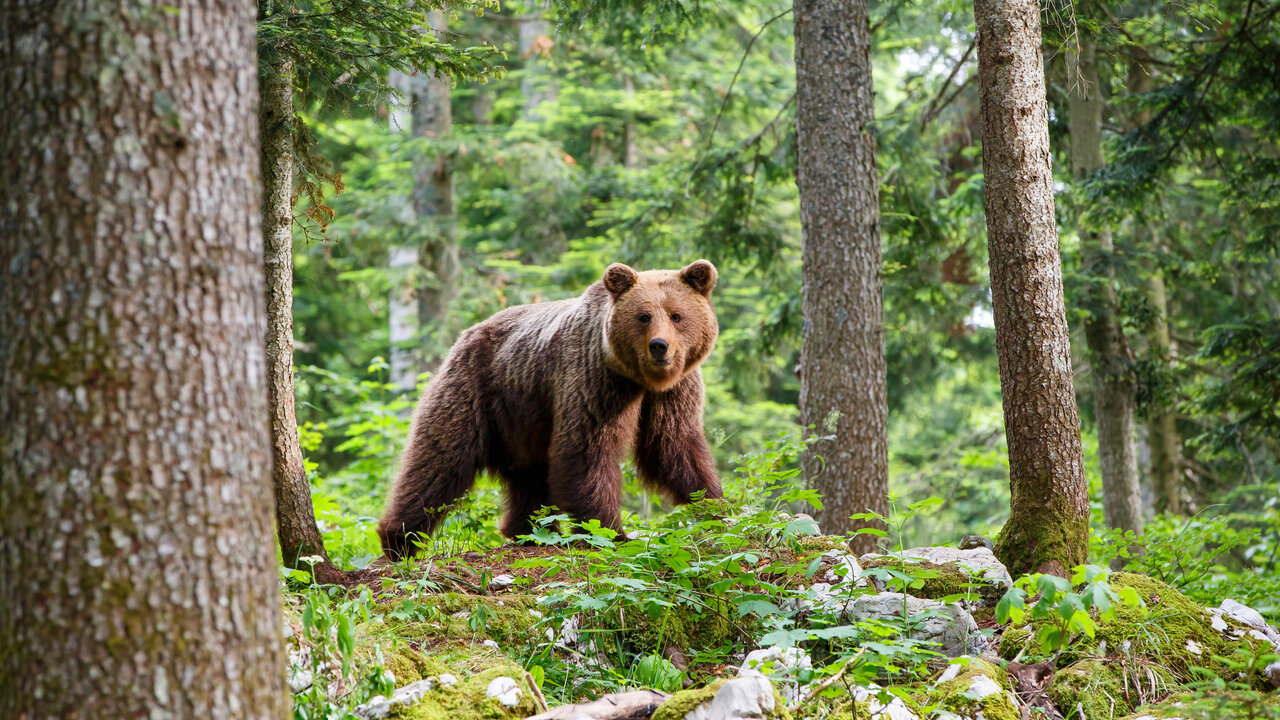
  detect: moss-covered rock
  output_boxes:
[1119,690,1280,719]
[1046,658,1175,720]
[651,680,727,720]
[388,661,541,720]
[926,657,1020,720]
[859,557,978,601]
[998,624,1034,660]
[383,593,545,648]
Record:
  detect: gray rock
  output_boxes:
[1265,659,1280,689]
[1217,599,1280,646]
[356,678,435,719]
[844,593,985,657]
[860,546,1012,591]
[684,676,776,720]
[488,574,516,591]
[823,554,865,586]
[738,647,812,703]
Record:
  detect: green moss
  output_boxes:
[929,657,1019,720]
[1119,691,1280,719]
[382,593,544,649]
[994,496,1088,577]
[614,598,741,656]
[796,535,848,554]
[1047,658,1175,720]
[390,661,541,720]
[383,648,444,685]
[651,679,727,720]
[998,624,1034,660]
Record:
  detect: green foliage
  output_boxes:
[995,565,1146,656]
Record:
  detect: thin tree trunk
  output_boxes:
[261,53,343,580]
[519,4,557,120]
[1,0,287,715]
[1127,54,1183,516]
[794,0,889,552]
[974,0,1090,576]
[414,9,458,371]
[1068,24,1143,538]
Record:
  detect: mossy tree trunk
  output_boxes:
[1068,19,1143,538]
[0,0,287,715]
[794,0,890,552]
[261,50,344,582]
[973,0,1090,576]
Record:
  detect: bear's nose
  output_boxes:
[648,338,669,358]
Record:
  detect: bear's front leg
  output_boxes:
[546,424,628,538]
[635,370,722,504]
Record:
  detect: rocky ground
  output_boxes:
[285,523,1280,720]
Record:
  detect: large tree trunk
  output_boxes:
[0,0,287,716]
[974,0,1090,577]
[794,0,890,552]
[1068,25,1143,538]
[261,53,343,580]
[414,9,458,371]
[1127,55,1183,516]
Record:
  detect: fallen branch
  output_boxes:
[525,672,550,714]
[525,690,671,720]
[788,648,866,713]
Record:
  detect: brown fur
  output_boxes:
[377,260,723,559]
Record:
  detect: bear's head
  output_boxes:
[602,259,719,392]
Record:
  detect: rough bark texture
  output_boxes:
[974,0,1090,577]
[1127,55,1182,516]
[794,0,890,551]
[1068,29,1143,537]
[0,1,287,716]
[261,53,339,577]
[413,9,458,370]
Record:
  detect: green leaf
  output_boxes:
[636,655,685,693]
[737,600,782,617]
[995,587,1027,625]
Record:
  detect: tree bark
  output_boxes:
[0,0,287,716]
[794,0,890,552]
[1068,24,1143,538]
[974,0,1090,576]
[1127,54,1182,516]
[413,9,458,371]
[261,53,342,579]
[518,3,557,120]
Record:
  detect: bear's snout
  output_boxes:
[649,337,670,363]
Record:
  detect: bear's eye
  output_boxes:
[671,313,682,323]
[638,313,652,324]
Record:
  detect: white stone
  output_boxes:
[685,676,775,720]
[1185,639,1203,656]
[738,647,812,703]
[844,593,984,657]
[1210,613,1229,632]
[823,554,865,586]
[483,639,501,650]
[486,676,523,707]
[966,674,1002,699]
[934,664,962,685]
[861,546,1013,590]
[438,673,458,687]
[356,678,436,719]
[851,686,919,720]
[489,574,516,591]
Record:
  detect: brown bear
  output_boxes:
[377,260,724,560]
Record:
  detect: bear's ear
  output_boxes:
[679,259,717,296]
[603,263,639,298]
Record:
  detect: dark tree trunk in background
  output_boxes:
[794,0,890,552]
[261,52,343,581]
[1068,24,1143,539]
[414,9,459,371]
[0,0,287,715]
[1127,55,1183,516]
[974,0,1090,577]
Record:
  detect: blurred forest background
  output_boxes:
[282,0,1279,592]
